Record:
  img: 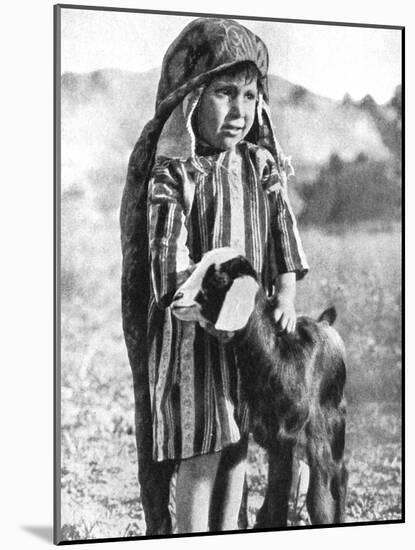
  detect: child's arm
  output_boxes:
[261,151,309,333]
[273,272,297,334]
[270,184,308,333]
[147,159,193,308]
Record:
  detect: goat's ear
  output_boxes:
[221,256,258,281]
[214,276,259,331]
[318,306,337,326]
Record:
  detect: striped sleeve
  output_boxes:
[147,159,193,307]
[261,152,309,281]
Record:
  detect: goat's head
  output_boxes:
[171,248,259,332]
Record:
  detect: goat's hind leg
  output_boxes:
[306,407,348,525]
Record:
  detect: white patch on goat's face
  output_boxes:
[214,276,259,331]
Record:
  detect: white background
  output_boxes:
[0,0,411,548]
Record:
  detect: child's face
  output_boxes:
[197,73,258,151]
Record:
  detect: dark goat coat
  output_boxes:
[235,293,346,452]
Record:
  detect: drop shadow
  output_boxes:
[21,525,53,543]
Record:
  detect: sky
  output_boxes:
[60,8,402,104]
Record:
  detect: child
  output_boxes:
[121,17,308,535]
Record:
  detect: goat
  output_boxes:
[171,247,348,527]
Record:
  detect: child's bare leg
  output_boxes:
[210,437,248,531]
[176,452,221,533]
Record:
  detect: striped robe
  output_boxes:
[147,141,308,461]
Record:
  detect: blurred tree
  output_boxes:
[356,152,369,163]
[359,94,377,112]
[357,88,402,158]
[290,84,308,105]
[341,93,354,107]
[328,153,343,174]
[389,85,402,118]
[299,154,401,226]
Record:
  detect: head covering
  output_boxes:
[155,17,269,107]
[122,18,292,217]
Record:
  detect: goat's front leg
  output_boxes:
[255,441,294,528]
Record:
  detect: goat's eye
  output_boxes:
[212,272,231,288]
[195,289,207,305]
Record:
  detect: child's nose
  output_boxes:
[229,95,245,117]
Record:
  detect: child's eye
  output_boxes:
[215,88,232,97]
[245,92,257,101]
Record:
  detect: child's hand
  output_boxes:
[273,295,296,334]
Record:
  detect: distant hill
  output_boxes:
[60,68,400,196]
[267,76,397,168]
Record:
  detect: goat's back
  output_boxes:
[237,313,346,449]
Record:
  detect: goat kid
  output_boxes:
[172,247,348,527]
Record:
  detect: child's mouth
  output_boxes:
[222,125,244,136]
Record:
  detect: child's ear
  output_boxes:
[214,276,259,331]
[245,116,260,144]
[245,90,263,144]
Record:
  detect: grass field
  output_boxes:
[60,402,402,540]
[59,209,402,541]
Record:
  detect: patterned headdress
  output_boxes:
[155,17,269,108]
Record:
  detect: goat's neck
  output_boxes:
[237,288,275,353]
